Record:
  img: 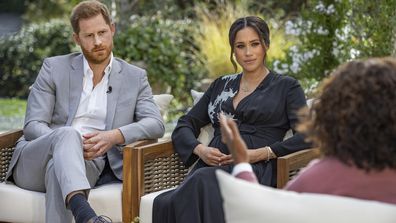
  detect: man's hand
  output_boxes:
[193,144,232,166]
[82,129,125,160]
[219,113,249,164]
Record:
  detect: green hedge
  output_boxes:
[0,19,75,98]
[114,14,206,104]
[0,16,207,107]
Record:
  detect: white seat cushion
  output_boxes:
[216,170,396,223]
[153,94,174,118]
[190,89,214,145]
[139,188,175,223]
[0,182,122,223]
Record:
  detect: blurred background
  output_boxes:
[1,0,395,132]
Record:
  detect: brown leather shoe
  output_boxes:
[87,215,112,223]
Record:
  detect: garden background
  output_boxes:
[1,0,395,132]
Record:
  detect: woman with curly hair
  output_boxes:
[284,57,396,202]
[221,57,396,204]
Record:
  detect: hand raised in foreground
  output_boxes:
[219,113,249,164]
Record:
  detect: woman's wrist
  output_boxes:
[251,146,276,163]
[193,144,204,157]
[264,146,276,160]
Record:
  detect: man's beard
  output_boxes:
[82,44,112,65]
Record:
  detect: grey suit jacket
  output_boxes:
[7,52,164,180]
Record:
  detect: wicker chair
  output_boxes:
[132,140,320,222]
[0,129,157,223]
[0,129,319,223]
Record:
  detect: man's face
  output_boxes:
[73,14,115,65]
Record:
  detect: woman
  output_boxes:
[152,16,311,223]
[222,57,396,204]
[172,15,309,186]
[285,57,396,203]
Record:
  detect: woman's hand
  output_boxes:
[247,148,266,163]
[194,144,232,166]
[219,113,249,164]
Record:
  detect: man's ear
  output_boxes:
[72,33,80,46]
[110,23,116,37]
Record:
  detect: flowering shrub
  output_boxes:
[273,0,396,88]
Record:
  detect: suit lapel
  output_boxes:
[66,55,84,126]
[105,59,123,130]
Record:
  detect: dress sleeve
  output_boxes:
[269,78,312,157]
[171,81,216,167]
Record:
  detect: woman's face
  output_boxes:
[233,27,266,74]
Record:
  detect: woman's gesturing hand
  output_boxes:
[219,113,249,164]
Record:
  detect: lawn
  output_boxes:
[0,98,26,132]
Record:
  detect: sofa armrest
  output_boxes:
[276,148,321,188]
[0,129,23,182]
[125,139,188,222]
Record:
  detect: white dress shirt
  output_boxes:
[71,53,113,136]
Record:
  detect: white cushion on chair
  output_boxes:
[89,183,122,222]
[0,182,46,222]
[216,170,396,223]
[139,187,176,223]
[153,94,174,117]
[191,90,214,146]
[0,182,123,223]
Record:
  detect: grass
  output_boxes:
[0,98,26,132]
[0,98,27,117]
[194,1,295,78]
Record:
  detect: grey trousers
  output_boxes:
[12,127,106,223]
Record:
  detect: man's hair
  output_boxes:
[70,0,112,34]
[228,16,270,72]
[298,57,396,171]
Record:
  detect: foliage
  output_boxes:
[0,98,26,117]
[273,0,396,84]
[348,0,396,58]
[23,0,80,22]
[0,19,76,98]
[114,14,207,106]
[0,15,206,110]
[0,98,26,132]
[194,0,294,78]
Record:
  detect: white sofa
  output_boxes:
[216,170,396,223]
[0,94,174,223]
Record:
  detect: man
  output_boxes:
[5,1,164,223]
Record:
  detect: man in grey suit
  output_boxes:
[5,1,164,223]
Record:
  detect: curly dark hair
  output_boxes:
[298,57,396,171]
[228,16,270,72]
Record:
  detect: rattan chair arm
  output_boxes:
[0,129,23,149]
[276,148,320,188]
[125,139,188,222]
[0,129,23,182]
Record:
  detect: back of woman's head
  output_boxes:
[299,57,396,171]
[228,16,270,72]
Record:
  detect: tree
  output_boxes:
[274,0,396,94]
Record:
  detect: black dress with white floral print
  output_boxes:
[172,71,310,186]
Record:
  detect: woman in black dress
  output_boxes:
[153,16,310,223]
